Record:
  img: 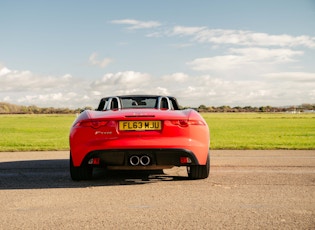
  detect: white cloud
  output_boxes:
[230,48,303,62]
[90,71,151,89]
[155,87,169,95]
[0,65,90,108]
[89,52,112,68]
[3,96,11,102]
[188,55,245,71]
[16,92,86,107]
[110,19,161,30]
[89,71,156,98]
[0,66,75,92]
[146,31,164,38]
[162,72,189,82]
[172,26,206,36]
[159,75,275,106]
[187,47,304,71]
[263,72,315,82]
[110,21,315,48]
[0,66,11,76]
[1,63,314,108]
[172,27,315,48]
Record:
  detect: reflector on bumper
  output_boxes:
[88,158,100,165]
[180,157,192,164]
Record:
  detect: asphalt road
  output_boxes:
[0,150,314,229]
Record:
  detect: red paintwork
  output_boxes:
[70,107,209,168]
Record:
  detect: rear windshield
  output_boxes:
[121,97,157,108]
[97,96,179,110]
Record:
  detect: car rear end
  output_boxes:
[70,108,209,179]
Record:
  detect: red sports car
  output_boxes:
[69,95,210,180]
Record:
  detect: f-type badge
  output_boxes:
[95,131,112,135]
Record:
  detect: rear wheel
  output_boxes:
[70,154,93,181]
[188,152,210,179]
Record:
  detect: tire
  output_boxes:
[70,153,93,181]
[188,152,210,180]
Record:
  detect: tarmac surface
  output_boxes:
[0,150,314,229]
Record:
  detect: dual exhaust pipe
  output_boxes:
[129,155,151,166]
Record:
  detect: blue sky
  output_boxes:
[1,0,315,108]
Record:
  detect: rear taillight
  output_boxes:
[171,120,187,127]
[76,120,108,129]
[170,120,205,127]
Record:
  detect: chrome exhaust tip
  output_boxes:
[140,155,151,166]
[129,155,140,166]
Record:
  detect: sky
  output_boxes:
[1,0,315,108]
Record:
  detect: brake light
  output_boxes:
[171,120,205,127]
[76,120,108,129]
[171,120,187,127]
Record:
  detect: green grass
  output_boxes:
[203,113,315,150]
[0,113,314,151]
[0,114,75,151]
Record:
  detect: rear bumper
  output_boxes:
[79,148,200,168]
[70,135,209,166]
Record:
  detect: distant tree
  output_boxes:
[300,103,314,111]
[0,104,10,113]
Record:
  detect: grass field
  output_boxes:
[0,113,314,151]
[203,113,315,150]
[0,114,75,152]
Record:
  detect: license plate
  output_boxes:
[119,121,161,131]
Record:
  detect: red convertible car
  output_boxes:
[69,95,210,180]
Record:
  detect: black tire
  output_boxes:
[70,154,93,181]
[188,152,210,179]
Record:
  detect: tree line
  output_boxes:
[194,104,315,113]
[0,102,314,114]
[0,102,90,114]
